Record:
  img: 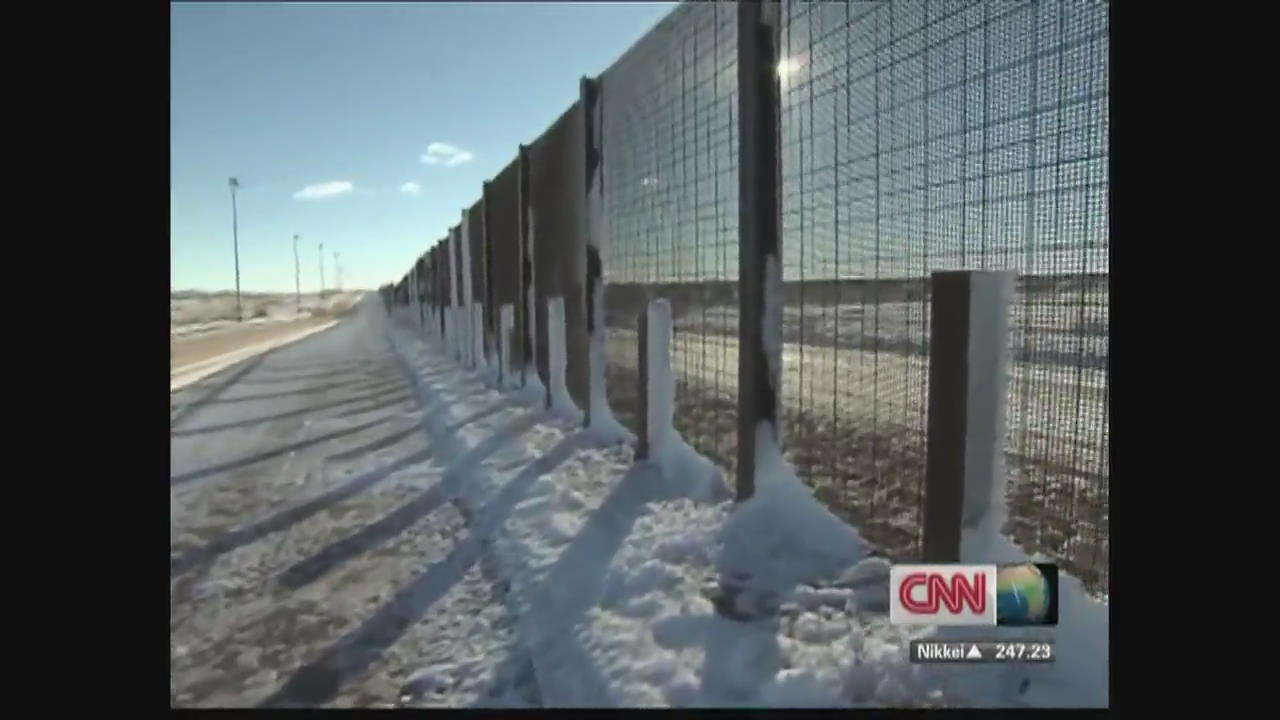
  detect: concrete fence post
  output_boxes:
[547,296,572,413]
[735,0,784,502]
[921,270,1017,563]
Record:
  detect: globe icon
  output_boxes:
[996,564,1050,624]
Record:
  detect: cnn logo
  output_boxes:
[889,564,998,626]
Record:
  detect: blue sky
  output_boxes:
[171,1,676,293]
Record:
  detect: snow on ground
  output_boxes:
[172,300,532,708]
[383,300,1107,709]
[172,295,1105,708]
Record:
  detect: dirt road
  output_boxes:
[172,318,343,373]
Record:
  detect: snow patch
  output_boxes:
[950,501,1109,707]
[644,299,729,503]
[443,307,456,360]
[402,664,457,699]
[717,421,864,595]
[518,366,547,409]
[760,669,845,708]
[379,316,1105,708]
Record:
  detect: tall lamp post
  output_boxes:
[319,242,326,297]
[334,251,342,292]
[293,234,301,311]
[229,177,242,321]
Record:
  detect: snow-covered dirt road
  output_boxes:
[170,301,540,708]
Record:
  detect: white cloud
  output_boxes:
[420,142,475,168]
[445,151,474,167]
[292,181,354,200]
[399,182,421,196]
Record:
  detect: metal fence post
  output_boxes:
[735,0,784,502]
[430,243,440,338]
[417,254,427,332]
[518,144,535,389]
[564,102,592,416]
[582,74,605,429]
[451,223,464,362]
[431,247,441,340]
[921,270,1016,563]
[482,181,498,382]
[467,201,487,370]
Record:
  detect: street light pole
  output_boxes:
[319,242,326,297]
[293,234,301,311]
[229,177,242,321]
[334,251,342,292]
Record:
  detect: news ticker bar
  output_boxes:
[908,640,1055,664]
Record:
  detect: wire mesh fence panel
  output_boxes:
[600,1,739,472]
[486,160,523,382]
[779,0,1108,593]
[529,102,590,408]
[780,0,929,564]
[994,0,1109,596]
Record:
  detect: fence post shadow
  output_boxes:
[259,432,587,709]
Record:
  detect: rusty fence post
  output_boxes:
[735,0,783,502]
[921,270,1016,563]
